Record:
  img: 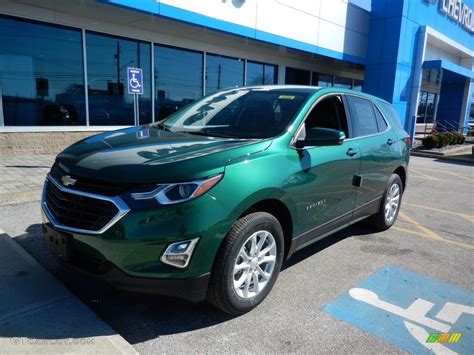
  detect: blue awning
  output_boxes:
[423,60,474,79]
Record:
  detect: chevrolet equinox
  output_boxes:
[42,86,410,314]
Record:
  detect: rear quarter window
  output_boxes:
[377,101,404,131]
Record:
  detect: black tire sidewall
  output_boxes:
[222,214,284,312]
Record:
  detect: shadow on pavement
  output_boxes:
[12,221,382,344]
[5,165,51,169]
[0,232,117,342]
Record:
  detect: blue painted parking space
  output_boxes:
[323,266,473,354]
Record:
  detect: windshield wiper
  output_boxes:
[154,122,171,132]
[184,131,237,139]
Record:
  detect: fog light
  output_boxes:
[161,238,199,269]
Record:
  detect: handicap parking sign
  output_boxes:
[127,67,143,95]
[323,266,473,354]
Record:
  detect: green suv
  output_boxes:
[42,86,410,314]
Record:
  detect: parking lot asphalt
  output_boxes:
[0,156,473,354]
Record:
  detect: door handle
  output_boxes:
[346,148,358,157]
[387,138,395,146]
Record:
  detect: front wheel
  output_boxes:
[369,174,403,230]
[207,212,284,315]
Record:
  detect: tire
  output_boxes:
[207,212,284,315]
[369,174,403,231]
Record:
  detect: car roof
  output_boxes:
[238,85,391,105]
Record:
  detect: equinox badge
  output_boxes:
[61,175,77,187]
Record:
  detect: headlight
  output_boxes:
[129,174,222,205]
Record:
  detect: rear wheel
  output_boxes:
[207,212,284,315]
[369,174,403,230]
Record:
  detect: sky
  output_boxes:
[349,0,372,11]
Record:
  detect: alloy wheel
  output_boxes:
[384,183,400,224]
[232,230,277,299]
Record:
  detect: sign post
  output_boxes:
[127,67,144,126]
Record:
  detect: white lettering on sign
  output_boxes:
[438,0,474,33]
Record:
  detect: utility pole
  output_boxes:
[115,41,120,85]
[217,63,221,90]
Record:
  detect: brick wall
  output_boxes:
[0,132,102,156]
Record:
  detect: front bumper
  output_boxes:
[42,221,210,302]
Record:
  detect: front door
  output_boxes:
[291,95,360,248]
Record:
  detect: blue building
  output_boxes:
[0,0,472,140]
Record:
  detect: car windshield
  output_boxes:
[156,88,311,139]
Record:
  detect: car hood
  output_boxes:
[56,125,271,183]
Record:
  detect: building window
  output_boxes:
[86,32,152,126]
[353,79,364,91]
[246,61,278,86]
[285,67,310,85]
[205,54,244,94]
[416,91,436,124]
[334,76,352,89]
[0,17,85,126]
[154,45,203,120]
[311,72,333,87]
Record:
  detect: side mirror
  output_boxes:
[295,127,345,148]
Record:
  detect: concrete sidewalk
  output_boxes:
[0,155,55,205]
[0,229,137,354]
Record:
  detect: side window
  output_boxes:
[302,95,349,138]
[346,96,378,137]
[374,105,388,132]
[379,101,404,130]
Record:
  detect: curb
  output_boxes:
[0,190,42,206]
[410,151,474,164]
[0,229,138,355]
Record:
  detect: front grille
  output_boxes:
[50,163,132,196]
[45,179,119,231]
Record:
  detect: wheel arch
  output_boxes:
[393,166,407,191]
[238,198,294,259]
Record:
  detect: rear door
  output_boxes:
[344,95,400,218]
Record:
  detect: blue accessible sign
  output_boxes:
[323,266,474,354]
[127,67,143,95]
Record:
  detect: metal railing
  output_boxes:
[419,121,472,138]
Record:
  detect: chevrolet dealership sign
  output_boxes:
[426,0,474,33]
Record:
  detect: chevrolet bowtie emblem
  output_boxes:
[61,175,77,187]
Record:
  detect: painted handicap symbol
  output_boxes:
[129,73,141,89]
[322,266,474,354]
[349,288,474,354]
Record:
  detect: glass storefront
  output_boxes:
[312,73,333,87]
[334,76,353,89]
[353,79,364,91]
[154,44,203,120]
[246,61,278,86]
[0,15,364,128]
[285,67,310,85]
[0,16,85,126]
[416,91,436,124]
[205,54,244,94]
[86,32,152,125]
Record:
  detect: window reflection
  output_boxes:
[86,32,151,125]
[0,16,85,126]
[246,61,278,86]
[312,72,333,87]
[285,67,310,85]
[334,76,352,89]
[154,45,203,120]
[206,54,244,94]
[353,79,364,91]
[416,91,436,124]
